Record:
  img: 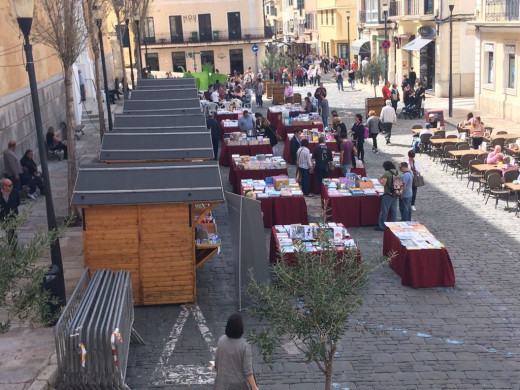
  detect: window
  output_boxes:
[331,10,334,25]
[505,45,516,89]
[288,0,293,6]
[172,52,186,73]
[484,43,494,85]
[305,13,313,30]
[321,11,323,25]
[406,0,419,15]
[169,16,183,43]
[424,0,434,14]
[143,17,155,44]
[201,50,214,68]
[266,6,269,15]
[146,53,159,71]
[365,0,380,23]
[198,14,212,42]
[228,12,241,40]
[270,6,276,16]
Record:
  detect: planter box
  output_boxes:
[365,97,385,118]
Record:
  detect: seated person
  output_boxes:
[486,145,504,164]
[46,126,68,159]
[20,149,44,199]
[412,124,434,152]
[427,113,437,129]
[500,155,517,172]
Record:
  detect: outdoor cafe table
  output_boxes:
[448,149,487,158]
[282,138,338,164]
[383,224,456,288]
[240,189,309,228]
[267,108,305,129]
[412,128,446,134]
[219,142,273,166]
[321,185,381,228]
[484,132,520,141]
[276,122,324,141]
[229,164,288,193]
[429,138,462,145]
[473,163,502,172]
[505,182,520,215]
[309,167,367,195]
[268,227,359,264]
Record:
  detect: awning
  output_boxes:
[351,39,371,55]
[401,38,433,51]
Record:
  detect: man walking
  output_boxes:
[398,162,413,221]
[376,161,399,231]
[312,136,332,190]
[3,140,23,191]
[206,112,221,160]
[380,100,397,145]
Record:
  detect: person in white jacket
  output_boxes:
[380,100,397,145]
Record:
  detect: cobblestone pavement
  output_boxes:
[126,79,520,389]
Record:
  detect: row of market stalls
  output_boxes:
[71,78,225,306]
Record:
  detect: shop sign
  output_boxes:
[418,26,435,38]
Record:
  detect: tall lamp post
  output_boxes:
[449,4,454,117]
[134,12,143,79]
[125,18,135,89]
[382,1,389,83]
[94,6,113,131]
[346,11,351,65]
[12,0,66,306]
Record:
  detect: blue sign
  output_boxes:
[252,44,259,53]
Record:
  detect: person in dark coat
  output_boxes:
[206,112,221,160]
[289,128,303,163]
[20,149,44,199]
[0,178,20,248]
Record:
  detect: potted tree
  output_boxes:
[363,57,386,118]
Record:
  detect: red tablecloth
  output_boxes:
[383,226,456,288]
[269,227,359,264]
[277,123,324,141]
[321,185,381,227]
[229,165,288,193]
[267,109,305,129]
[219,143,273,166]
[309,167,368,195]
[282,139,338,164]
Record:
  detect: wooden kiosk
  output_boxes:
[71,161,224,305]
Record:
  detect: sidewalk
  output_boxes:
[0,97,117,390]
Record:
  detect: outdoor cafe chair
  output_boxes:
[485,173,510,209]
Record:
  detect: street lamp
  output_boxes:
[346,11,351,65]
[134,12,143,80]
[382,1,389,83]
[12,0,66,307]
[449,4,454,117]
[125,18,135,89]
[93,6,113,131]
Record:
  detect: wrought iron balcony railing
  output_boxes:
[485,0,519,21]
[143,28,270,45]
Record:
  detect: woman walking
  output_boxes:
[406,150,420,211]
[351,113,366,163]
[214,313,259,390]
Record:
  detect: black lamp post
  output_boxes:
[134,12,143,80]
[382,1,389,83]
[125,18,135,89]
[346,11,351,64]
[393,22,398,82]
[449,4,454,117]
[13,0,66,306]
[94,6,113,131]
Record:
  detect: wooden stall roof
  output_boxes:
[113,113,206,128]
[124,98,201,110]
[122,107,202,116]
[71,162,224,207]
[129,88,198,100]
[136,78,195,87]
[111,126,209,133]
[99,132,214,161]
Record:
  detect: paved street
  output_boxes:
[126,79,520,389]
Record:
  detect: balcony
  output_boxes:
[143,28,270,46]
[358,10,381,24]
[485,0,519,21]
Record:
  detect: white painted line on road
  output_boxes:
[152,305,217,386]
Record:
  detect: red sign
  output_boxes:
[381,39,391,50]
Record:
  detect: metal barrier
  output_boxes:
[55,269,138,389]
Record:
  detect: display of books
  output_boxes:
[274,223,357,254]
[241,177,304,198]
[384,222,445,250]
[323,178,384,197]
[233,155,287,170]
[221,120,239,127]
[225,132,271,146]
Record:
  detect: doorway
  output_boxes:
[198,14,212,42]
[419,41,435,90]
[229,49,244,75]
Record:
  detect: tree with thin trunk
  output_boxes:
[82,0,107,140]
[31,0,88,211]
[112,0,129,95]
[129,0,151,79]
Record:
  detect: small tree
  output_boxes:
[363,57,384,97]
[247,220,384,390]
[261,52,283,81]
[0,210,65,333]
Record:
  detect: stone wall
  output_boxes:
[0,74,66,173]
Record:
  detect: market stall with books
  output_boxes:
[219,135,274,166]
[383,222,455,288]
[267,106,306,129]
[71,162,225,305]
[269,223,358,264]
[282,132,338,164]
[229,155,288,193]
[321,177,383,227]
[240,177,308,227]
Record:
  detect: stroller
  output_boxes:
[399,96,421,119]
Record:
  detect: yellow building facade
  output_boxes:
[471,0,520,121]
[136,0,269,76]
[317,0,358,60]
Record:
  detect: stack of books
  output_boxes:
[274,222,357,253]
[241,177,303,198]
[225,132,270,146]
[384,222,445,250]
[323,178,384,196]
[233,155,287,170]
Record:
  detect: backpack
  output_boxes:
[390,172,404,198]
[315,145,330,164]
